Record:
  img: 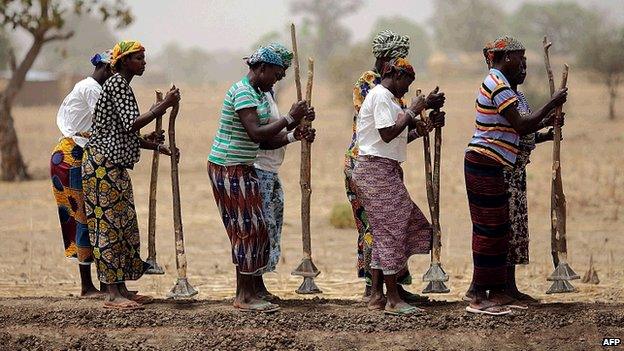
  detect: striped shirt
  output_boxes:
[466,68,520,167]
[208,76,271,165]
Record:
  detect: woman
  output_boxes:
[345,30,427,302]
[83,40,180,310]
[253,43,307,300]
[352,58,446,315]
[466,42,560,303]
[208,45,315,312]
[51,50,112,297]
[464,36,568,315]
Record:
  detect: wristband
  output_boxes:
[405,109,416,119]
[287,131,297,143]
[284,114,294,125]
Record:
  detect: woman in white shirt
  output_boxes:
[50,50,112,297]
[352,58,446,315]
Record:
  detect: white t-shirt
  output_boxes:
[56,77,102,147]
[254,92,286,173]
[356,84,407,162]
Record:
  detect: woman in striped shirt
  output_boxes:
[207,46,315,313]
[464,36,568,315]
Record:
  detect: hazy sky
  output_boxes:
[116,0,621,54]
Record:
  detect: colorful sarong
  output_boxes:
[208,161,269,275]
[464,151,510,290]
[50,137,92,263]
[256,168,284,273]
[352,155,432,275]
[82,147,149,284]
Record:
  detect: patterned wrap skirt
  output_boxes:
[352,155,432,275]
[82,147,149,284]
[256,168,284,273]
[464,151,510,290]
[50,137,92,264]
[208,161,269,275]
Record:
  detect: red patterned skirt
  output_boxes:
[208,161,269,275]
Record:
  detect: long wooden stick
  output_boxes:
[417,90,436,226]
[432,123,442,263]
[168,97,188,279]
[543,36,569,268]
[147,90,163,267]
[300,58,314,258]
[291,23,302,102]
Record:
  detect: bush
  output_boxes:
[329,203,355,229]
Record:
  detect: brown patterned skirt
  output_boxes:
[352,155,432,275]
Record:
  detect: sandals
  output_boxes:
[505,300,528,310]
[130,294,154,305]
[103,300,144,311]
[401,291,430,303]
[234,301,280,313]
[465,305,511,316]
[384,305,424,316]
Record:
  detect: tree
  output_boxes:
[577,26,624,120]
[432,0,505,53]
[290,0,363,61]
[509,2,600,54]
[369,16,431,70]
[0,0,132,181]
[38,13,118,74]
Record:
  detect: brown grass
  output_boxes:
[0,71,622,303]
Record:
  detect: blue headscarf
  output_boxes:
[90,49,112,66]
[246,46,284,67]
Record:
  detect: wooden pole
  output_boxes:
[290,23,320,293]
[166,89,197,298]
[301,58,314,258]
[291,23,302,102]
[432,123,442,264]
[145,90,165,274]
[543,36,569,268]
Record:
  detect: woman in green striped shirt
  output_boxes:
[208,46,315,312]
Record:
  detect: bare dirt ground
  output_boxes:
[0,297,623,350]
[0,70,623,350]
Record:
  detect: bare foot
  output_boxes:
[367,293,386,311]
[507,290,539,303]
[80,289,107,299]
[103,296,143,310]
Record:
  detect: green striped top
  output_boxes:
[208,76,271,165]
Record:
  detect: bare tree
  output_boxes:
[290,0,363,60]
[578,26,624,120]
[0,0,132,181]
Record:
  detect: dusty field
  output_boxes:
[0,70,623,349]
[0,297,623,350]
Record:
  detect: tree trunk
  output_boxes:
[607,75,620,120]
[0,95,29,181]
[0,34,46,181]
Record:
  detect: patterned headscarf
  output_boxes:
[381,57,415,77]
[371,30,410,59]
[90,49,112,66]
[246,46,284,67]
[266,42,293,69]
[485,36,525,64]
[483,41,494,66]
[110,40,145,67]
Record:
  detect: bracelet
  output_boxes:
[405,109,417,120]
[284,114,294,125]
[156,144,162,152]
[287,131,297,143]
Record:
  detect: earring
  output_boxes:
[505,57,510,62]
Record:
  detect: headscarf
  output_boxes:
[266,42,293,69]
[90,49,112,66]
[381,57,415,78]
[110,40,145,67]
[246,46,284,67]
[486,35,525,63]
[371,30,410,59]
